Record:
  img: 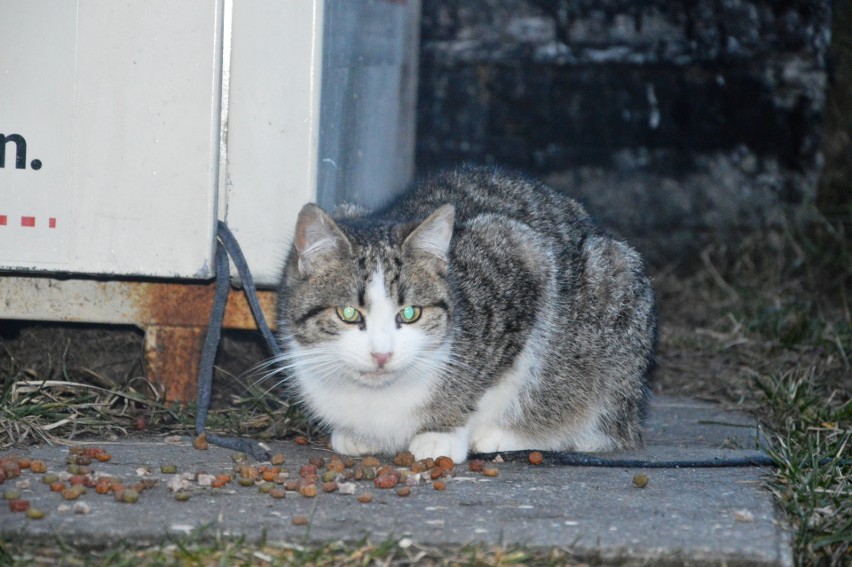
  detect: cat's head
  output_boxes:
[279,203,455,387]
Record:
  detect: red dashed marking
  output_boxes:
[0,215,56,228]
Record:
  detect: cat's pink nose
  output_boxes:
[371,352,392,368]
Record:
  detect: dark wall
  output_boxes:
[415,1,833,267]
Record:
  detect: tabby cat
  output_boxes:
[276,166,656,462]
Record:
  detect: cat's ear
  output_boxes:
[293,203,351,276]
[403,204,455,261]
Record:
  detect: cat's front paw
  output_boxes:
[331,430,382,456]
[469,427,527,453]
[409,429,469,463]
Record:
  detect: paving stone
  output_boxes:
[0,396,790,566]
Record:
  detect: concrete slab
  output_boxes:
[0,396,790,566]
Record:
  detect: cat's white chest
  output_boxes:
[296,364,436,452]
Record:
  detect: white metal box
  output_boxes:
[0,0,419,287]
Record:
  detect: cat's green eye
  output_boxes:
[336,306,362,323]
[398,305,422,324]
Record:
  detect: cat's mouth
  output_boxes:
[354,368,397,386]
[359,369,391,378]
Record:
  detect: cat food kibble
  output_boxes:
[8,499,29,512]
[360,456,381,468]
[271,453,286,465]
[119,489,140,503]
[376,464,397,477]
[239,465,259,479]
[435,456,454,471]
[2,461,21,479]
[528,451,544,465]
[632,473,649,488]
[192,433,209,450]
[373,474,399,489]
[0,432,538,524]
[394,451,416,467]
[25,508,45,520]
[211,474,231,488]
[62,487,83,500]
[292,516,309,526]
[262,469,282,482]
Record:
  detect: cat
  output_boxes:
[275,165,656,463]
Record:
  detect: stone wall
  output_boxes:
[416,0,833,267]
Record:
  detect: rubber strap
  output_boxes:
[216,221,281,357]
[194,224,273,461]
[470,450,778,468]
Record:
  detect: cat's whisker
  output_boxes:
[248,346,345,389]
[258,358,346,398]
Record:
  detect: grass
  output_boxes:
[758,368,851,565]
[0,326,305,449]
[0,529,583,567]
[654,203,851,566]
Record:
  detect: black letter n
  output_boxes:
[0,134,27,169]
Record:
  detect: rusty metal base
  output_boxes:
[0,275,278,402]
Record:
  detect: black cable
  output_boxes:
[216,222,281,357]
[470,450,778,468]
[194,225,272,461]
[194,242,228,440]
